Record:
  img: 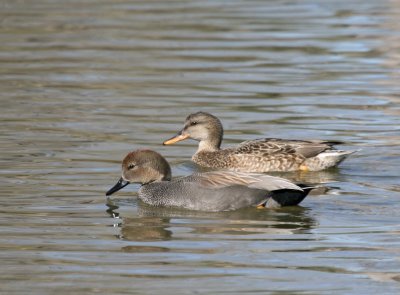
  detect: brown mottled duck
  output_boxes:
[163,112,355,172]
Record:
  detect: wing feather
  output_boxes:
[233,138,335,158]
[192,171,302,192]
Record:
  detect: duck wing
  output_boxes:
[187,171,302,192]
[234,138,339,159]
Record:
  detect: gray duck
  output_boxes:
[106,149,311,211]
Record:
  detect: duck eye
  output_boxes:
[127,164,135,170]
[190,121,198,126]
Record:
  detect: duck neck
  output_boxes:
[142,174,170,185]
[197,132,222,153]
[143,164,172,184]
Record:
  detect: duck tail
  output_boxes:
[320,140,345,146]
[303,149,359,171]
[261,185,315,208]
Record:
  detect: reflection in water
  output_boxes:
[119,216,173,242]
[106,200,173,241]
[106,200,316,242]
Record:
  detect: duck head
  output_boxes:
[106,149,172,196]
[163,112,223,151]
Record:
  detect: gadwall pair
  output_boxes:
[106,149,312,211]
[164,112,355,172]
[107,112,355,211]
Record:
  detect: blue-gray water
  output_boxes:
[1,0,400,294]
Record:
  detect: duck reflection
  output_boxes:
[106,200,172,241]
[106,198,317,242]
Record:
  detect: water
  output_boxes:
[1,0,400,294]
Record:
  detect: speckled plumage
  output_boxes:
[163,112,356,172]
[106,149,311,211]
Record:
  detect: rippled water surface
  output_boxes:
[1,0,400,294]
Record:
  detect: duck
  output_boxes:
[163,112,356,172]
[106,149,312,212]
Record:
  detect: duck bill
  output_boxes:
[106,177,130,196]
[163,132,190,145]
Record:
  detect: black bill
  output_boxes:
[106,177,130,196]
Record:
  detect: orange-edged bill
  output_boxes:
[163,133,190,145]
